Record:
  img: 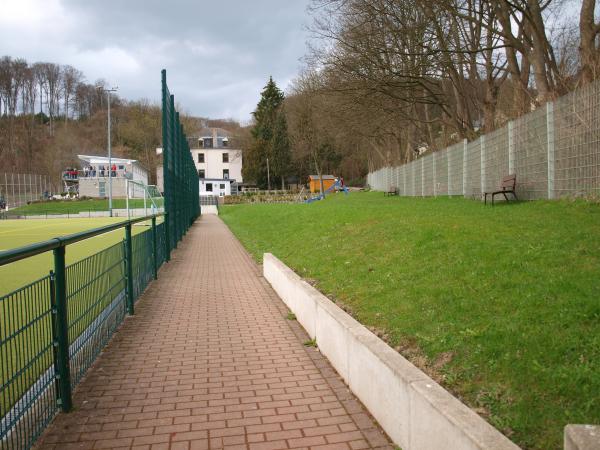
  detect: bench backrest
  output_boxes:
[501,175,516,191]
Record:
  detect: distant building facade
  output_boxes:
[156,127,243,197]
[189,128,243,197]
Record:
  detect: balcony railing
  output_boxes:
[62,170,133,180]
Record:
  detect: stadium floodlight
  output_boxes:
[98,86,119,217]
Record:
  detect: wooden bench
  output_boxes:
[484,175,518,205]
[384,186,398,196]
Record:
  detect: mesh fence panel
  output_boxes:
[513,107,548,200]
[422,154,434,196]
[435,150,449,196]
[0,277,56,450]
[483,127,510,194]
[465,139,482,199]
[447,142,464,195]
[67,242,126,388]
[554,82,600,197]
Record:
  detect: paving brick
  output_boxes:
[33,216,390,450]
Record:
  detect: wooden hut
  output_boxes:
[308,175,336,193]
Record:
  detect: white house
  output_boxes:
[190,128,242,196]
[156,127,243,197]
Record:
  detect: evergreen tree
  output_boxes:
[243,77,286,189]
[270,111,291,189]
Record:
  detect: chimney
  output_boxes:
[213,128,218,148]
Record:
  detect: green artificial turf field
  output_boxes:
[220,192,600,450]
[0,218,151,296]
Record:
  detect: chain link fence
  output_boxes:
[367,79,600,200]
[0,174,51,209]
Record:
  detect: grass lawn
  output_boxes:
[220,192,600,450]
[0,218,153,296]
[9,198,164,215]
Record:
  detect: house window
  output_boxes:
[198,153,205,163]
[223,169,229,179]
[118,165,124,170]
[206,183,213,192]
[198,169,205,179]
[203,138,213,148]
[222,152,229,163]
[222,139,228,147]
[220,184,225,189]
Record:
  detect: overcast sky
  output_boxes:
[0,0,312,123]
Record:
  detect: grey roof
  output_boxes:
[196,127,231,139]
[308,175,336,180]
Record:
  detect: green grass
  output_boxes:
[0,218,151,296]
[10,198,164,215]
[220,192,600,450]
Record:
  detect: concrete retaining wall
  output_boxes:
[263,253,520,450]
[564,425,600,450]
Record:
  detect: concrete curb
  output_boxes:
[263,253,521,450]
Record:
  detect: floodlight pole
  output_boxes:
[101,86,118,217]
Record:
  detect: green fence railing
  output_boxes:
[0,214,166,450]
[161,69,201,259]
[1,70,199,450]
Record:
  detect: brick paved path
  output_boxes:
[36,215,392,450]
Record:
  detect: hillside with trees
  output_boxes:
[279,0,600,184]
[0,56,238,190]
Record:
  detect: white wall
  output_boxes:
[200,180,232,196]
[191,148,243,183]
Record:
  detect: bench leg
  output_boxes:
[484,193,487,205]
[503,192,509,202]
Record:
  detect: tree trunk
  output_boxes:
[579,0,599,84]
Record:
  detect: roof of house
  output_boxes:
[308,175,336,180]
[196,127,231,139]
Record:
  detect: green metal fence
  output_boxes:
[161,69,201,259]
[0,70,199,450]
[0,215,166,450]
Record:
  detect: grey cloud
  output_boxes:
[3,0,311,121]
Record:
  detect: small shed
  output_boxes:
[308,175,336,193]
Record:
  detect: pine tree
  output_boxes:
[271,111,291,189]
[243,77,286,189]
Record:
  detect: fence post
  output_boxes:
[547,101,555,199]
[421,158,425,197]
[152,217,158,280]
[125,223,135,315]
[480,135,486,197]
[52,246,73,412]
[448,148,452,195]
[164,212,170,262]
[508,121,515,175]
[403,166,407,195]
[462,139,468,197]
[433,152,437,196]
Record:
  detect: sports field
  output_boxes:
[0,218,152,296]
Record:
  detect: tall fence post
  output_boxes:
[52,245,72,412]
[547,101,555,199]
[152,216,158,280]
[508,121,515,175]
[480,135,486,197]
[402,166,407,195]
[462,139,468,197]
[448,149,452,195]
[125,223,135,315]
[433,152,437,196]
[421,158,425,197]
